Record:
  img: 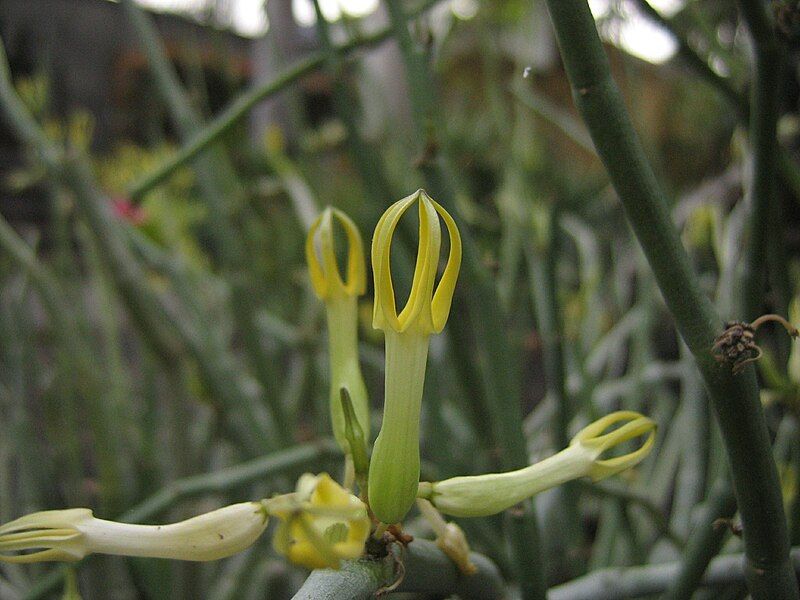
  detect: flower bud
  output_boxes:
[371,190,461,335]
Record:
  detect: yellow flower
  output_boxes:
[418,411,656,517]
[306,207,366,302]
[306,207,370,453]
[0,502,269,563]
[368,190,462,525]
[371,189,461,335]
[269,473,371,570]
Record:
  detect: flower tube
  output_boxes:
[368,190,462,524]
[0,502,269,563]
[417,411,656,517]
[305,207,370,453]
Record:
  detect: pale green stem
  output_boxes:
[326,298,369,450]
[368,330,430,524]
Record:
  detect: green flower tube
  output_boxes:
[417,411,656,517]
[368,190,462,524]
[305,207,369,453]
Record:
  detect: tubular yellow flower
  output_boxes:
[417,411,656,517]
[368,190,462,524]
[305,207,370,453]
[0,502,269,563]
[268,473,371,570]
[306,207,366,302]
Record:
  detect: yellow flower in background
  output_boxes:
[306,207,366,302]
[0,502,269,563]
[418,411,656,517]
[368,190,462,525]
[270,473,370,570]
[306,207,370,454]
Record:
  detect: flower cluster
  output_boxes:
[0,190,657,583]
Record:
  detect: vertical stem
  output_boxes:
[542,2,798,597]
[631,0,746,115]
[311,0,396,207]
[525,206,585,575]
[738,0,784,321]
[661,481,738,600]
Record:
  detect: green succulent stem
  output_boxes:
[543,1,798,597]
[326,298,369,451]
[368,330,430,524]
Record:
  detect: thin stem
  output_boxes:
[542,2,798,597]
[311,0,395,206]
[634,0,800,220]
[661,480,738,600]
[736,0,785,321]
[631,0,745,115]
[525,206,585,573]
[751,313,799,336]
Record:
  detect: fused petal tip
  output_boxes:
[570,411,657,481]
[371,190,462,335]
[306,207,366,301]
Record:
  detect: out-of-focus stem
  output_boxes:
[120,0,292,444]
[126,0,445,201]
[736,0,784,322]
[525,206,585,573]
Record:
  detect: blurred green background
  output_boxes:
[1,0,799,598]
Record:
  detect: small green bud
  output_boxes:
[340,388,369,482]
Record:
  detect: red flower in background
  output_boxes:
[111,198,146,226]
